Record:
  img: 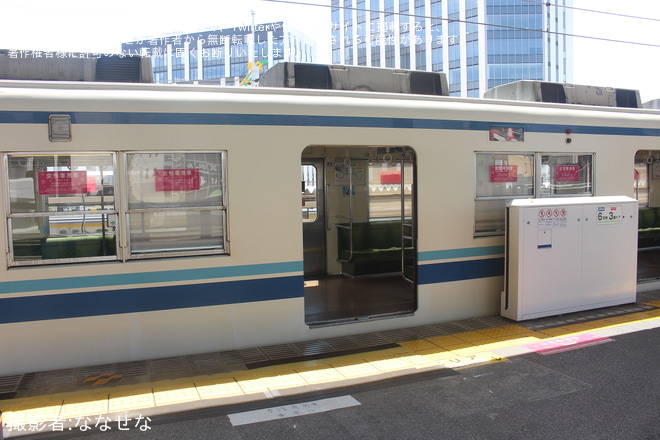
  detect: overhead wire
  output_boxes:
[260,0,660,48]
[520,0,660,23]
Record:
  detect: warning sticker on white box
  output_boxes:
[537,208,567,229]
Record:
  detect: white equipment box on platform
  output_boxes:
[502,196,638,321]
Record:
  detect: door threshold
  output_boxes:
[307,311,414,329]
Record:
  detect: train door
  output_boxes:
[302,159,326,277]
[302,146,417,327]
[635,150,660,281]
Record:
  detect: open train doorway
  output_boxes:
[635,150,660,282]
[302,146,417,327]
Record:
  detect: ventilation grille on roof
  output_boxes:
[95,56,143,83]
[540,82,567,103]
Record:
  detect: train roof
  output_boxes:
[1,79,660,126]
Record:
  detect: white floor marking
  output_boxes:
[228,395,361,426]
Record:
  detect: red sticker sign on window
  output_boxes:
[38,171,89,195]
[155,169,200,191]
[489,165,517,182]
[380,170,401,184]
[555,165,580,182]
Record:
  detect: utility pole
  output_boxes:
[251,9,259,84]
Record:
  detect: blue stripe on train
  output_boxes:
[418,246,504,261]
[1,111,660,137]
[418,257,505,285]
[0,257,505,324]
[0,276,304,324]
[0,261,303,295]
[1,248,504,296]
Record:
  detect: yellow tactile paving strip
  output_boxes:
[2,309,659,433]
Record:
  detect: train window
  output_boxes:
[634,160,649,207]
[474,152,595,236]
[125,152,227,257]
[368,156,414,220]
[5,153,118,265]
[302,165,318,222]
[475,153,534,235]
[540,154,593,197]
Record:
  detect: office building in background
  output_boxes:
[122,21,316,86]
[331,0,573,96]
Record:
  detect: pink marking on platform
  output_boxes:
[525,333,614,355]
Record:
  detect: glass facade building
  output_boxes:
[331,0,572,97]
[122,22,315,86]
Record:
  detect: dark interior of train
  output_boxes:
[635,150,660,284]
[302,146,417,327]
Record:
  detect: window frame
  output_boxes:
[474,151,595,237]
[124,151,229,259]
[4,150,230,267]
[302,164,319,223]
[367,153,415,221]
[5,151,119,266]
[539,153,594,197]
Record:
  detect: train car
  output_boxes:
[1,79,659,376]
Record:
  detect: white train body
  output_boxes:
[0,80,658,376]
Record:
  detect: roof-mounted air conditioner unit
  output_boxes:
[484,80,640,108]
[259,62,449,96]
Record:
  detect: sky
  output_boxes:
[1,0,659,102]
[569,0,660,103]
